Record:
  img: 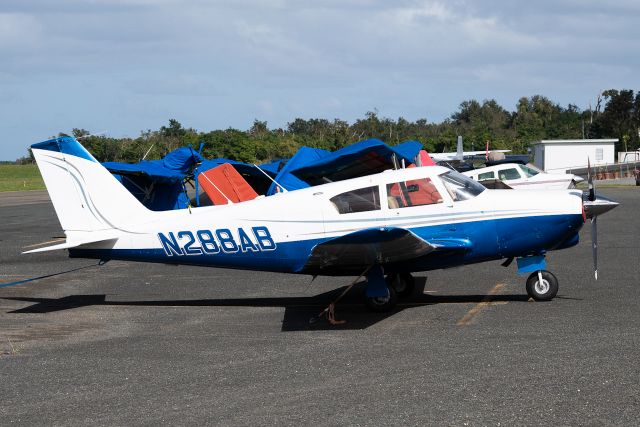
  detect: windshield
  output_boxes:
[440,170,485,201]
[519,164,540,178]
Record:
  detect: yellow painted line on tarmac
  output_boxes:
[456,283,506,327]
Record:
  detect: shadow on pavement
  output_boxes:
[2,278,532,331]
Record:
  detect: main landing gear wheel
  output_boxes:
[526,270,559,301]
[365,286,397,312]
[385,273,416,298]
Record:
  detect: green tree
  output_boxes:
[595,89,636,151]
[46,89,640,164]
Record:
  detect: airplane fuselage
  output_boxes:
[69,167,585,276]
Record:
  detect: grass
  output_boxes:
[0,164,45,192]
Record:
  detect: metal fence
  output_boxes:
[567,161,640,183]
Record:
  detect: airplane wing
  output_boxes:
[430,150,510,162]
[301,227,471,273]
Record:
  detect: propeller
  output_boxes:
[588,158,597,280]
[583,158,619,280]
[591,212,598,279]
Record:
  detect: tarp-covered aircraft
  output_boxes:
[195,139,423,205]
[111,139,425,210]
[103,147,203,211]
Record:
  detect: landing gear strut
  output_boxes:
[363,266,397,312]
[526,270,558,301]
[385,273,416,298]
[364,272,416,312]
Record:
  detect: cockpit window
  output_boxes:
[440,170,485,201]
[330,186,380,214]
[477,171,495,181]
[519,164,540,178]
[498,168,522,180]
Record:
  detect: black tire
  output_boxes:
[365,286,398,312]
[526,270,558,301]
[385,273,416,298]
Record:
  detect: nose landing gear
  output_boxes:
[525,270,558,301]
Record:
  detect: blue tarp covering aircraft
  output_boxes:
[103,147,203,211]
[104,139,423,210]
[291,139,421,186]
[269,139,422,193]
[266,146,331,195]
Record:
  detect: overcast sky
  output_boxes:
[1,0,639,160]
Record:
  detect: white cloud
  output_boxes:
[461,16,541,48]
[393,1,453,24]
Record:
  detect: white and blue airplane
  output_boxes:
[25,136,618,314]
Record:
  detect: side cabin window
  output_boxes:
[477,171,495,181]
[498,168,521,181]
[387,178,443,209]
[330,186,380,214]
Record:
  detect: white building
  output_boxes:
[532,139,617,174]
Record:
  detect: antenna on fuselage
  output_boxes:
[141,143,155,161]
[253,164,288,193]
[456,135,463,161]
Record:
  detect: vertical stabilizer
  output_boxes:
[31,137,151,235]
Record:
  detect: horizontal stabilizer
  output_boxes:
[23,232,120,254]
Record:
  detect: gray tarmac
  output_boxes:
[1,189,639,426]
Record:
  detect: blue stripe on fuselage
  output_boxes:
[69,214,584,275]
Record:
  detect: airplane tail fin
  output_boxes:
[28,136,151,250]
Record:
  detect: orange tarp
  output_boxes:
[198,163,258,205]
[417,150,436,166]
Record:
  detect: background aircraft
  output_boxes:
[25,137,618,318]
[463,163,583,190]
[429,136,509,163]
